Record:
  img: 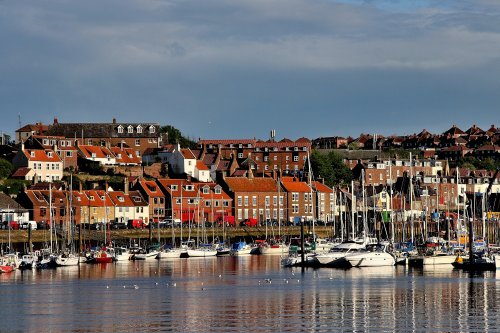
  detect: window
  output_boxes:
[238,153,243,158]
[265,196,270,206]
[135,139,140,146]
[252,196,257,206]
[214,187,221,194]
[293,156,299,162]
[30,151,35,157]
[292,192,299,201]
[244,196,248,206]
[149,125,155,133]
[137,125,142,133]
[118,126,124,133]
[274,156,277,161]
[304,193,308,201]
[66,151,72,157]
[273,196,277,205]
[203,187,209,194]
[237,209,242,219]
[237,196,242,206]
[205,200,211,207]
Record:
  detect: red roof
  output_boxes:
[196,160,209,170]
[138,179,164,198]
[12,167,32,177]
[180,149,196,159]
[224,177,278,192]
[23,149,62,163]
[108,191,135,207]
[85,190,114,207]
[78,145,114,159]
[110,147,141,164]
[281,180,311,193]
[311,181,333,193]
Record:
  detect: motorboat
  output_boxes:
[19,254,37,270]
[133,245,161,260]
[53,252,80,266]
[231,240,252,256]
[314,241,366,266]
[344,243,396,267]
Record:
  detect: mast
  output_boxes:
[49,184,53,253]
[409,152,414,245]
[389,160,394,244]
[351,180,355,240]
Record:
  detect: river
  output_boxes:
[1,256,500,332]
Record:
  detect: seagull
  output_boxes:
[134,285,139,289]
[155,282,159,286]
[106,285,109,289]
[123,285,126,288]
[218,274,222,278]
[172,283,177,287]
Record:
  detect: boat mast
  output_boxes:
[409,152,414,245]
[351,180,355,240]
[389,160,394,244]
[49,184,53,253]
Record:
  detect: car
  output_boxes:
[2,221,20,230]
[128,219,146,229]
[111,221,127,229]
[20,221,38,230]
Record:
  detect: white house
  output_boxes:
[108,189,148,223]
[77,145,116,166]
[12,144,63,182]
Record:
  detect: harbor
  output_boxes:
[1,255,500,332]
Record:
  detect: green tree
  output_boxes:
[0,158,13,179]
[310,150,352,187]
[161,125,196,148]
[0,179,30,195]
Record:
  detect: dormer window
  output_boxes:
[302,147,307,151]
[128,125,133,133]
[149,125,155,134]
[203,187,209,194]
[30,151,35,157]
[133,196,141,202]
[117,125,124,133]
[294,147,298,151]
[171,185,178,191]
[117,154,122,159]
[137,125,143,133]
[90,195,94,200]
[91,153,96,158]
[43,139,49,145]
[47,152,53,158]
[215,187,221,194]
[185,185,194,191]
[273,147,278,151]
[118,196,124,202]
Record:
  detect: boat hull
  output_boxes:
[259,245,289,255]
[187,249,217,257]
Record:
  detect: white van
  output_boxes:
[21,221,37,230]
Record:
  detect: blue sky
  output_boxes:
[1,0,499,141]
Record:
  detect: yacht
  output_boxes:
[344,243,396,267]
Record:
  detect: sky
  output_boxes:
[1,0,499,141]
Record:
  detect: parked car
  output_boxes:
[128,219,146,229]
[240,218,258,227]
[2,221,20,230]
[111,221,127,229]
[20,221,38,230]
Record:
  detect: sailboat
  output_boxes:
[54,176,79,267]
[261,173,289,256]
[187,189,217,257]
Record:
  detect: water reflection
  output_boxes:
[1,258,500,332]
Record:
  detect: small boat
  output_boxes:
[0,254,19,273]
[259,240,289,256]
[133,245,161,260]
[54,252,80,266]
[452,253,496,271]
[216,244,231,256]
[156,247,184,259]
[314,241,366,267]
[344,243,396,267]
[89,248,114,264]
[231,240,252,256]
[19,254,37,270]
[111,247,131,261]
[187,244,217,257]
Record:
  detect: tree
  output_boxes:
[310,150,352,187]
[0,158,13,179]
[160,125,196,148]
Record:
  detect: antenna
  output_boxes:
[18,113,21,129]
[270,129,276,142]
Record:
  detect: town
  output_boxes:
[0,118,499,267]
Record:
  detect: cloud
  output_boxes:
[0,0,499,139]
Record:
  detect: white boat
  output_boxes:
[259,241,289,255]
[187,244,217,257]
[54,253,80,266]
[19,254,38,270]
[344,243,396,267]
[133,246,160,260]
[231,241,252,255]
[314,241,366,266]
[156,247,184,259]
[111,247,131,261]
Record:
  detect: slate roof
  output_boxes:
[47,122,160,138]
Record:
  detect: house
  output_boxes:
[15,122,49,144]
[16,187,70,227]
[12,144,64,183]
[11,167,36,181]
[109,146,142,166]
[310,181,334,223]
[222,175,281,223]
[132,179,165,223]
[196,183,233,224]
[197,137,311,177]
[195,160,211,182]
[157,178,200,223]
[0,192,29,226]
[85,189,115,225]
[281,177,314,223]
[23,135,78,170]
[45,118,161,157]
[77,145,116,166]
[107,189,148,224]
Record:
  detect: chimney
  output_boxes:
[124,177,129,195]
[53,118,58,125]
[112,118,116,124]
[247,153,254,179]
[79,181,83,193]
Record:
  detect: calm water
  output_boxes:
[2,256,500,332]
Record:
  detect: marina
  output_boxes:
[1,255,500,332]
